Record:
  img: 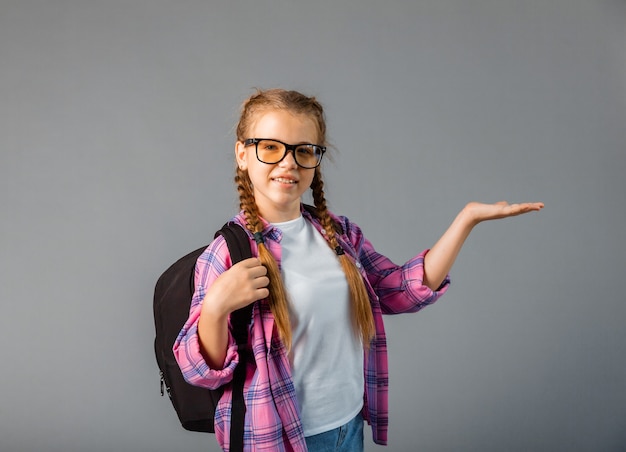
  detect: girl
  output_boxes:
[173,89,543,451]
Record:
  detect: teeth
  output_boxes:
[274,178,296,184]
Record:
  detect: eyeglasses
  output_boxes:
[244,138,326,169]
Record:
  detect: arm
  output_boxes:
[198,258,269,368]
[423,201,544,290]
[337,214,449,315]
[173,237,268,388]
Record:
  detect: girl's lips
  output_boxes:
[272,176,298,184]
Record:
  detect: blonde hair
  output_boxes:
[235,89,375,350]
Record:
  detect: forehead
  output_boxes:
[248,109,320,143]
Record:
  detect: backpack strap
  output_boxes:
[215,222,253,452]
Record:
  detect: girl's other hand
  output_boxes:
[463,201,544,226]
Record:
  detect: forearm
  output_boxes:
[422,200,544,290]
[423,206,476,290]
[194,256,269,369]
[197,303,230,369]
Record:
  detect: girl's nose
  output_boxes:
[279,149,298,168]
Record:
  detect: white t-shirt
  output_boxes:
[272,215,364,437]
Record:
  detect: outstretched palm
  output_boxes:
[422,200,544,289]
[465,201,544,224]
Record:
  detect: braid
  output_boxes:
[311,169,339,241]
[236,167,292,350]
[235,167,256,224]
[311,170,375,346]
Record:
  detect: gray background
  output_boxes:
[1,0,624,451]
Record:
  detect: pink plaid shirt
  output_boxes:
[173,207,450,451]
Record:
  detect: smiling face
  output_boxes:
[235,109,319,223]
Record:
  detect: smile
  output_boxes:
[273,177,297,184]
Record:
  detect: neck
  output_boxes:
[258,202,302,223]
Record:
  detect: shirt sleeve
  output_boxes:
[172,235,240,390]
[339,216,450,314]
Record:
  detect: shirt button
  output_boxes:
[355,261,362,269]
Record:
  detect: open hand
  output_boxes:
[464,201,544,225]
[423,200,544,290]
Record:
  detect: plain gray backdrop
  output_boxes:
[1,1,625,451]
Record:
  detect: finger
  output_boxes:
[518,202,544,211]
[236,257,264,268]
[510,202,544,215]
[247,263,268,279]
[252,276,270,289]
[234,258,268,277]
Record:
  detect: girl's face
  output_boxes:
[236,109,319,223]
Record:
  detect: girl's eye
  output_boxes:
[296,146,314,156]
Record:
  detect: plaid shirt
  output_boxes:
[173,207,450,451]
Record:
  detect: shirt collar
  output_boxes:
[234,204,325,244]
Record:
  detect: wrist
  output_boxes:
[201,292,231,322]
[459,203,481,228]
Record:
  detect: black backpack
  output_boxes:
[153,222,253,451]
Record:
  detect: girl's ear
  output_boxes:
[235,141,247,170]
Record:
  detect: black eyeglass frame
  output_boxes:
[243,138,326,169]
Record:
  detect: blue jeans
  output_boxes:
[304,413,364,452]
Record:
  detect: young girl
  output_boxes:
[173,89,543,452]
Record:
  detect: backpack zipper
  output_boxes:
[159,371,171,398]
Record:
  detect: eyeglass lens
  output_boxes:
[256,139,323,168]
